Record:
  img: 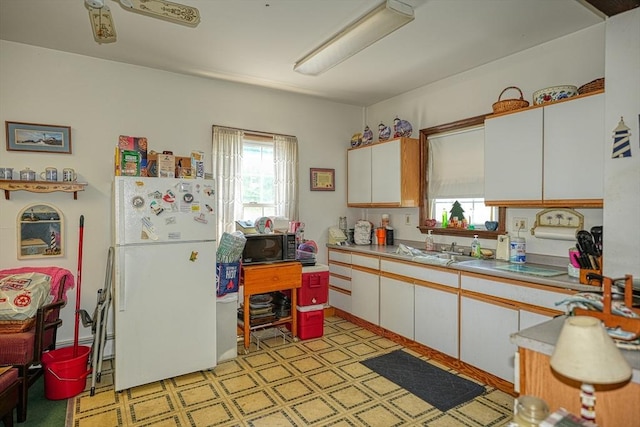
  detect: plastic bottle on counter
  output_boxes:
[441,208,448,228]
[425,229,435,251]
[471,234,481,258]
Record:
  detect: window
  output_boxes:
[242,138,276,222]
[419,115,505,237]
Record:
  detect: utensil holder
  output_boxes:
[578,256,602,285]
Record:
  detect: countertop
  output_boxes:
[327,242,598,293]
[511,315,640,383]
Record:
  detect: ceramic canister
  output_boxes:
[40,167,58,181]
[20,168,36,181]
[3,168,13,180]
[62,168,76,182]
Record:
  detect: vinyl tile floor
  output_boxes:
[67,316,515,426]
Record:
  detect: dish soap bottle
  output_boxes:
[425,229,435,251]
[471,234,481,258]
[441,208,448,228]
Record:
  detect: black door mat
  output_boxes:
[360,349,485,412]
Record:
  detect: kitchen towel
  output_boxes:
[531,226,576,241]
[361,349,485,412]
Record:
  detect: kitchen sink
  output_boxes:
[420,251,478,263]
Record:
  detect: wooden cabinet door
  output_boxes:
[484,108,543,204]
[347,146,372,205]
[460,294,518,381]
[351,268,379,325]
[543,93,604,202]
[414,284,459,358]
[379,276,414,339]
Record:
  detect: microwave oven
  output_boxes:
[241,233,297,265]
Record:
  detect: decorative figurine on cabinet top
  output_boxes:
[350,132,363,148]
[362,126,373,145]
[393,117,413,138]
[378,122,391,141]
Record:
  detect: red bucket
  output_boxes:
[41,345,91,400]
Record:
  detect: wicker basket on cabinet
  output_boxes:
[492,86,530,114]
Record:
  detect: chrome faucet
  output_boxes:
[450,242,456,252]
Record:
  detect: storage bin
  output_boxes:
[298,265,329,306]
[296,304,324,340]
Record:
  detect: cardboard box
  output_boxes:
[216,262,240,296]
[120,149,141,176]
[191,150,205,178]
[175,156,192,178]
[147,153,175,178]
[118,135,148,175]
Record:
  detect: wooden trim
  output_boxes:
[332,308,516,396]
[459,271,576,294]
[328,285,351,295]
[485,199,603,208]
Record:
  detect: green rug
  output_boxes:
[14,374,67,426]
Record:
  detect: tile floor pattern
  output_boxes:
[67,316,514,426]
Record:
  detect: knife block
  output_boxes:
[578,256,602,285]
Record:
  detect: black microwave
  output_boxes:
[241,233,297,265]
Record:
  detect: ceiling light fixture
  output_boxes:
[293,0,414,76]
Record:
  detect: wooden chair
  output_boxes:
[0,294,65,422]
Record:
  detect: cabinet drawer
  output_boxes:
[329,288,351,312]
[460,273,571,311]
[329,250,351,264]
[352,253,379,270]
[329,263,351,278]
[241,262,302,294]
[329,274,351,291]
[380,259,458,288]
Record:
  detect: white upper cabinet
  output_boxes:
[484,93,604,207]
[347,137,420,207]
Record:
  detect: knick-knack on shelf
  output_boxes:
[362,126,373,145]
[393,116,413,138]
[378,122,391,141]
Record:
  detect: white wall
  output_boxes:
[0,41,362,346]
[361,24,607,256]
[603,9,640,278]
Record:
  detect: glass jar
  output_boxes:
[513,395,549,427]
[20,167,36,181]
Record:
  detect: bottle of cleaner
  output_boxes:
[425,229,435,251]
[441,208,448,228]
[471,234,481,258]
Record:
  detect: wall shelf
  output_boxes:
[0,180,88,200]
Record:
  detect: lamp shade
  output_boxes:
[550,316,632,384]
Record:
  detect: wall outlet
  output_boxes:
[405,214,411,225]
[513,217,528,231]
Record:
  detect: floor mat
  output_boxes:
[361,349,485,412]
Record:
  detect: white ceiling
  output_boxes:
[0,0,604,106]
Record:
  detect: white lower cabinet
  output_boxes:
[351,268,379,325]
[519,309,553,331]
[414,284,459,358]
[460,295,518,382]
[379,276,414,339]
[329,288,351,313]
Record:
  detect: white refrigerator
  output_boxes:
[113,176,217,391]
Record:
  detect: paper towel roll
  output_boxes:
[532,226,576,240]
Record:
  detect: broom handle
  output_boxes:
[74,215,84,357]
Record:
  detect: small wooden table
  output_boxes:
[239,262,302,352]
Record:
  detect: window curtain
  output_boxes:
[212,126,244,237]
[273,134,299,220]
[428,126,484,199]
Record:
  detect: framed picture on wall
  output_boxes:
[17,204,64,259]
[6,121,72,154]
[310,168,335,191]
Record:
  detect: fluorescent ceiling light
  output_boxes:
[294,0,414,76]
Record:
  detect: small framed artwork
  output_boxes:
[17,203,64,259]
[310,168,335,191]
[6,121,72,154]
